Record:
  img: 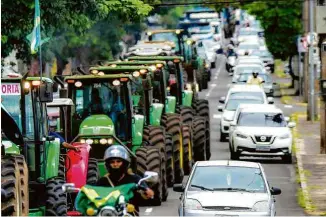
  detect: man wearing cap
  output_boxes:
[49,120,79,151]
[247,71,264,85]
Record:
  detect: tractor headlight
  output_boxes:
[100,138,108,144]
[186,83,192,91]
[80,139,86,143]
[107,138,114,144]
[85,139,94,144]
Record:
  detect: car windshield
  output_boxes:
[230,92,264,101]
[238,44,260,50]
[238,112,287,127]
[235,66,263,74]
[238,74,271,83]
[225,98,264,111]
[189,166,266,193]
[251,50,272,57]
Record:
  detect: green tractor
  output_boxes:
[127,56,210,161]
[62,69,168,205]
[1,75,67,216]
[145,29,210,90]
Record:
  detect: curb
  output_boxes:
[291,113,326,216]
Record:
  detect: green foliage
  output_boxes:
[1,0,152,65]
[243,1,302,60]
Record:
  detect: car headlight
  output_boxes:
[236,133,248,139]
[184,199,202,210]
[252,201,269,212]
[279,133,290,139]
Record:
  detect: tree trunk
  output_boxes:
[55,52,68,76]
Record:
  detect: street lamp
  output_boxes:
[320,79,326,100]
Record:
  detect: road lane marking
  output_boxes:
[144,208,153,214]
[205,62,222,99]
[213,114,222,119]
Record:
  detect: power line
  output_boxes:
[150,0,306,7]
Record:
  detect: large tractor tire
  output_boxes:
[193,117,207,161]
[143,126,168,201]
[136,146,163,206]
[194,99,211,160]
[162,114,184,184]
[202,70,209,89]
[195,70,203,91]
[182,125,194,175]
[165,133,174,187]
[1,155,28,216]
[45,178,67,216]
[86,158,99,185]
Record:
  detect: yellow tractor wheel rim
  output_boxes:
[188,140,192,161]
[179,133,183,169]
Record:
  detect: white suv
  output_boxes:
[218,85,273,142]
[229,105,295,163]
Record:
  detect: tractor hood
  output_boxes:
[79,115,115,136]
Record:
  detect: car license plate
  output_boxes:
[256,146,270,151]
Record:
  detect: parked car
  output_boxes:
[234,72,275,96]
[218,95,266,142]
[229,104,295,163]
[173,160,282,216]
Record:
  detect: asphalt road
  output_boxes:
[139,54,306,216]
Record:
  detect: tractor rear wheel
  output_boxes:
[45,178,67,216]
[58,155,65,179]
[1,155,27,216]
[136,146,163,206]
[143,126,168,202]
[194,99,211,160]
[162,114,184,184]
[165,133,174,187]
[202,71,209,89]
[182,125,194,175]
[193,117,207,161]
[86,158,99,185]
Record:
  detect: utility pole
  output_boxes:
[308,0,316,121]
[321,41,326,154]
[303,0,309,102]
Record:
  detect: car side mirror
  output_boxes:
[267,97,274,104]
[270,187,281,195]
[288,122,296,128]
[217,106,223,112]
[219,97,226,104]
[173,184,185,192]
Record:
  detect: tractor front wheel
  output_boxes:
[193,117,207,161]
[136,146,163,206]
[86,158,99,185]
[45,178,67,216]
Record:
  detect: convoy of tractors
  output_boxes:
[1,26,212,216]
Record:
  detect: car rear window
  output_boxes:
[189,166,266,193]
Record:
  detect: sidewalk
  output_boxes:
[272,70,326,215]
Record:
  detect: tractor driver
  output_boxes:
[88,88,104,114]
[97,145,154,216]
[48,121,79,151]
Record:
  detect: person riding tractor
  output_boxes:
[97,145,154,216]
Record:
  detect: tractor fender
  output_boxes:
[65,142,91,188]
[182,90,193,107]
[45,138,61,180]
[165,96,176,114]
[150,103,164,126]
[132,114,144,146]
[2,140,20,154]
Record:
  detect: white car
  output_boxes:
[218,95,267,142]
[232,64,265,80]
[235,58,271,74]
[236,42,260,56]
[173,160,282,217]
[229,105,296,163]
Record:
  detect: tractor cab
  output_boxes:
[127,56,194,108]
[145,29,186,59]
[1,74,68,216]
